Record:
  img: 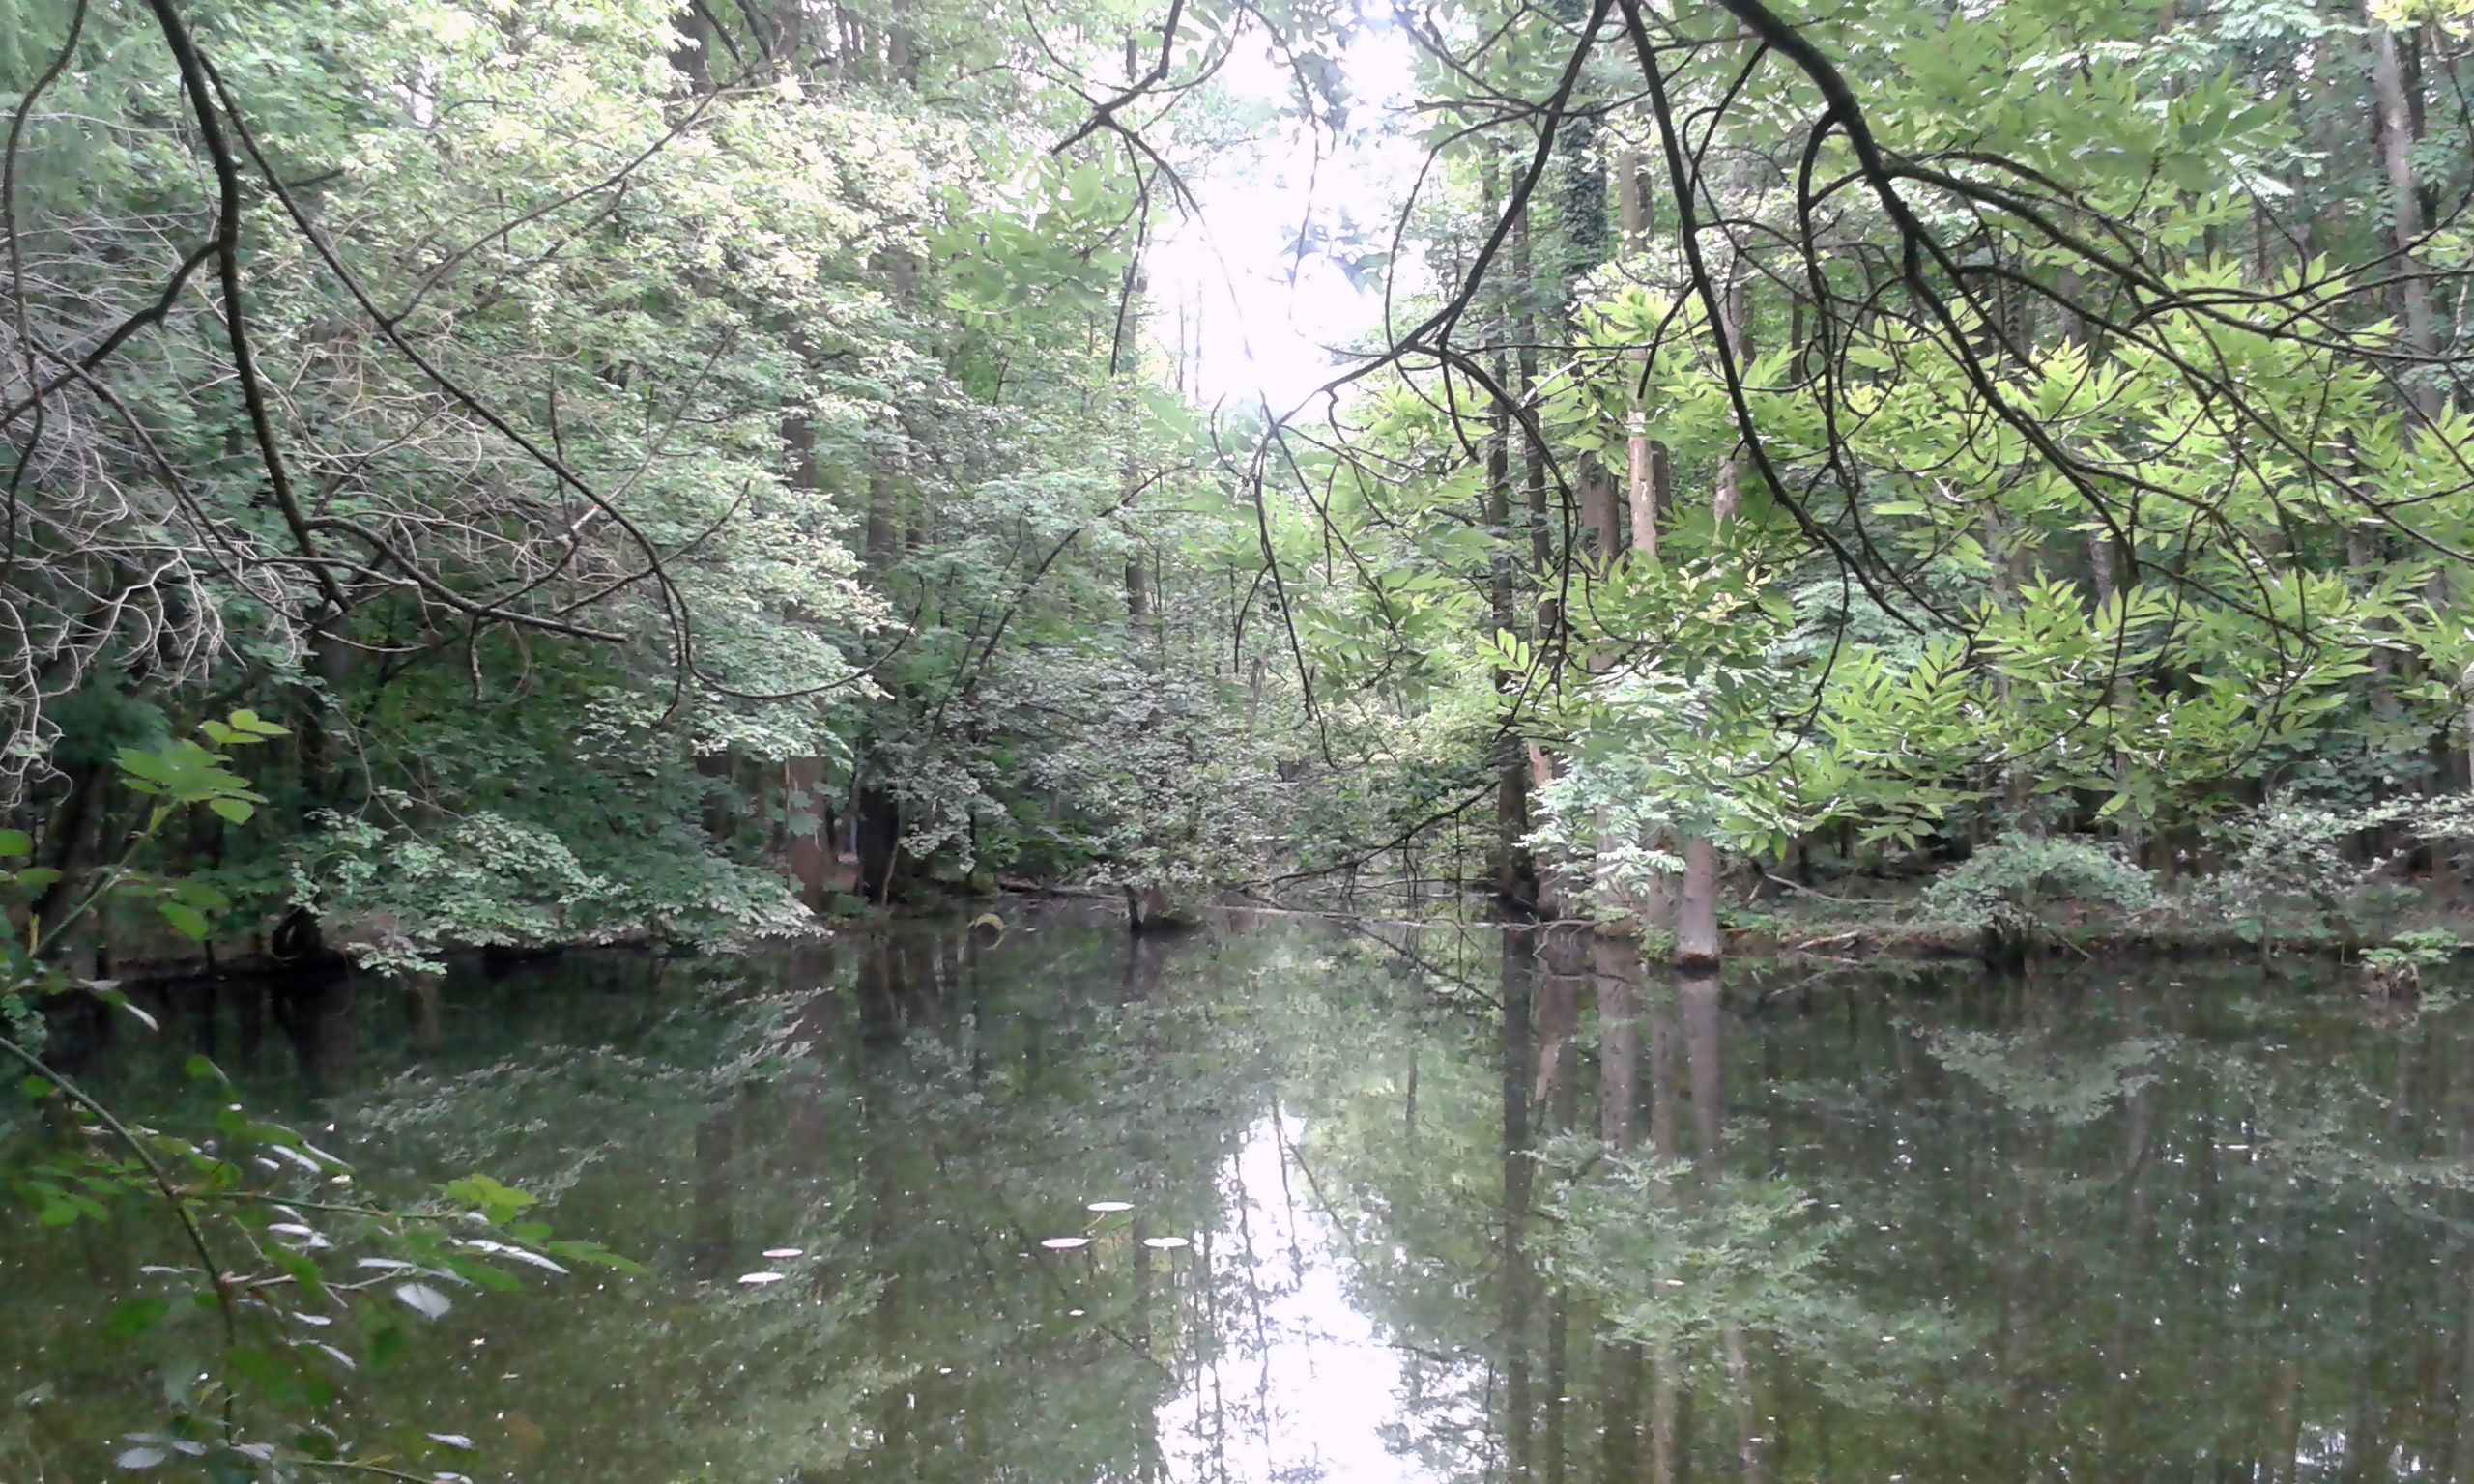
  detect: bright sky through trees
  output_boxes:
[1147,11,1423,408]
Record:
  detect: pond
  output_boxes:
[7,911,2473,1482]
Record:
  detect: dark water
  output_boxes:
[8,912,2474,1482]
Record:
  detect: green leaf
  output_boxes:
[159,902,210,941]
[0,828,29,858]
[208,798,253,825]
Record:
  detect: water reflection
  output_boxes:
[7,918,2474,1483]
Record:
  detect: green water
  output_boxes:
[8,912,2474,1482]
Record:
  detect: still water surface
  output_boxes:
[10,912,2474,1482]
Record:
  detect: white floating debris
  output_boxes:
[1039,1237,1090,1251]
[1140,1237,1190,1250]
[1085,1201,1134,1213]
[762,1248,804,1259]
[736,1271,787,1285]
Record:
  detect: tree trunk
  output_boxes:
[1672,259,1744,964]
[1674,834,1723,968]
[1487,157,1536,908]
[783,757,832,908]
[1711,265,1748,524]
[2364,4,2437,414]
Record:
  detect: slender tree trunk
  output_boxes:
[1487,162,1536,907]
[1616,147,1681,935]
[783,757,832,907]
[1711,266,1747,524]
[1672,247,1747,964]
[2365,5,2437,412]
[1511,167,1563,917]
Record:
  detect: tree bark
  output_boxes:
[783,756,832,907]
[2364,4,2437,414]
[1486,160,1537,908]
[1672,259,1744,964]
[1674,834,1723,967]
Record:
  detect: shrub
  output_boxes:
[1919,833,2157,953]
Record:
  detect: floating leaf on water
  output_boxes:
[1139,1237,1190,1250]
[394,1281,452,1320]
[736,1271,786,1285]
[1085,1201,1134,1213]
[1038,1238,1090,1250]
[762,1248,804,1259]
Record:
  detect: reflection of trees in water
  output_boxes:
[16,921,2474,1484]
[1298,931,2474,1484]
[282,923,1294,1484]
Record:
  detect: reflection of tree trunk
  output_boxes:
[1681,973,1723,1174]
[403,973,441,1055]
[2457,1099,2474,1484]
[1546,1283,1571,1484]
[861,948,910,1463]
[1123,929,1170,1001]
[273,975,354,1094]
[856,935,905,1046]
[690,1096,735,1281]
[2263,1356,2302,1484]
[1501,928,1539,1483]
[2103,1013,2154,1459]
[1536,928,1585,1107]
[1680,970,1759,1483]
[2457,1262,2474,1484]
[1537,929,1583,1484]
[1597,941,1639,1149]
[1645,981,1681,1484]
[2340,1047,2416,1484]
[1597,939,1646,1482]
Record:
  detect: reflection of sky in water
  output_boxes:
[1161,1113,1482,1484]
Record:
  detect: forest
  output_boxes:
[6,0,2474,1476]
[6,0,2472,972]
